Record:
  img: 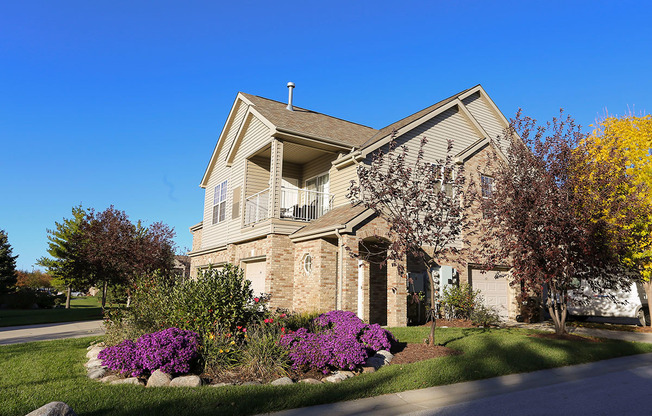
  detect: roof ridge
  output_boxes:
[240,92,377,131]
[360,84,481,148]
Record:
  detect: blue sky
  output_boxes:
[1,1,650,271]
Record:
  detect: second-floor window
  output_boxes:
[481,174,494,198]
[213,180,228,224]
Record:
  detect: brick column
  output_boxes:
[387,258,408,327]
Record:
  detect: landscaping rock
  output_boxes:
[25,401,76,416]
[270,377,293,386]
[361,366,376,374]
[86,346,104,360]
[210,382,234,387]
[87,342,105,351]
[364,356,385,369]
[375,350,394,364]
[146,369,172,387]
[241,381,261,386]
[323,374,344,383]
[87,367,106,380]
[169,375,202,387]
[299,378,322,384]
[99,375,120,383]
[111,377,143,385]
[84,358,104,369]
[336,371,355,379]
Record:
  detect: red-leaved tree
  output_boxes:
[349,136,468,346]
[474,110,632,335]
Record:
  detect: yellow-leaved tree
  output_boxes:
[577,114,652,322]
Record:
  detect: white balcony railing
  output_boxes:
[280,186,334,222]
[244,188,270,226]
[243,186,334,226]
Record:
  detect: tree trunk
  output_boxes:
[101,281,107,309]
[65,286,71,309]
[547,294,567,335]
[426,265,437,346]
[644,281,652,327]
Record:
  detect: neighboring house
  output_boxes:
[188,84,517,326]
[172,255,191,278]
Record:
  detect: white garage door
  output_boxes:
[245,259,266,296]
[470,269,509,320]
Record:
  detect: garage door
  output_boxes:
[245,259,266,296]
[470,269,509,320]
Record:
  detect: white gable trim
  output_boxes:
[200,94,247,188]
[455,137,508,164]
[225,107,275,167]
[456,98,491,140]
[459,85,510,128]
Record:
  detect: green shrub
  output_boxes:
[239,322,289,381]
[201,330,243,377]
[470,300,501,326]
[441,284,479,319]
[279,310,321,332]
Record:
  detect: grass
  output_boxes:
[0,297,103,327]
[3,327,652,416]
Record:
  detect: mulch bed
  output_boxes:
[528,333,602,342]
[390,342,462,365]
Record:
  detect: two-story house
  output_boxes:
[188,84,516,327]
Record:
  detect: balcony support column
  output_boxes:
[269,139,284,219]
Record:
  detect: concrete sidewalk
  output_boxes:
[266,353,652,416]
[0,320,105,345]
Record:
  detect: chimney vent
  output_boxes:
[286,82,295,111]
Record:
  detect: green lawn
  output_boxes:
[0,297,103,327]
[3,327,652,416]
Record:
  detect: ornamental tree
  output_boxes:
[348,136,468,346]
[0,230,18,293]
[575,114,652,322]
[474,110,632,335]
[83,206,176,308]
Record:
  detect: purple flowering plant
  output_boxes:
[98,327,199,377]
[279,310,395,373]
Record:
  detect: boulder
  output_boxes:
[99,375,120,383]
[364,356,385,369]
[323,373,349,383]
[87,367,106,380]
[86,346,104,360]
[111,377,143,385]
[270,377,293,386]
[87,342,105,351]
[146,370,172,387]
[84,358,104,369]
[169,375,202,387]
[25,401,76,416]
[241,381,261,386]
[299,378,322,384]
[336,371,355,379]
[361,366,376,374]
[375,350,394,364]
[210,382,234,387]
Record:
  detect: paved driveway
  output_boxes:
[0,320,105,345]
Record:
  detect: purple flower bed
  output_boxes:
[98,327,199,377]
[280,311,395,373]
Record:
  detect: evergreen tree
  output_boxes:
[37,205,91,308]
[0,230,18,293]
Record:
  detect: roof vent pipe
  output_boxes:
[286,82,295,111]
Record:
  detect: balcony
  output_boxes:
[244,187,334,226]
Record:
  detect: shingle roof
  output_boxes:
[290,204,371,239]
[241,93,377,148]
[360,85,479,149]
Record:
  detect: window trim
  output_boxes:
[480,174,494,199]
[212,180,228,224]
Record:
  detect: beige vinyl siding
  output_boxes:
[381,106,483,165]
[462,92,507,144]
[246,156,270,196]
[282,161,302,181]
[302,153,336,185]
[202,109,273,250]
[330,162,358,207]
